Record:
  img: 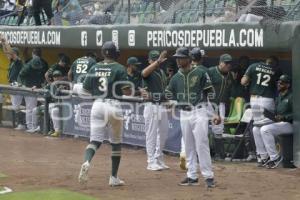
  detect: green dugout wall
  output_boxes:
[0,22,299,166]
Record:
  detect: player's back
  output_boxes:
[245,62,279,98]
[72,56,96,83]
[83,61,128,99]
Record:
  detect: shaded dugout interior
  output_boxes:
[0,22,299,166]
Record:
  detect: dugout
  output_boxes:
[0,22,299,166]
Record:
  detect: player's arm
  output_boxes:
[67,68,73,82]
[141,50,167,78]
[241,64,253,86]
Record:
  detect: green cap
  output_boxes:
[127,57,141,65]
[279,74,290,83]
[148,50,160,61]
[31,57,42,69]
[52,70,63,77]
[220,54,233,62]
[11,47,19,56]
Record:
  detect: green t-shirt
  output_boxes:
[83,61,129,98]
[142,69,167,101]
[276,90,293,123]
[244,62,280,98]
[165,66,212,106]
[70,56,96,83]
[7,59,23,83]
[208,66,234,104]
[18,59,47,88]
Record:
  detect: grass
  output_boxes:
[0,173,7,178]
[0,189,97,200]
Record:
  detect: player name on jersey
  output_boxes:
[95,71,111,77]
[255,65,276,75]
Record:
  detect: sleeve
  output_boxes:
[82,67,94,93]
[119,67,131,90]
[244,64,254,79]
[165,77,176,100]
[203,71,215,101]
[283,95,293,122]
[18,64,30,85]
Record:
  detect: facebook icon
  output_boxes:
[81,31,88,47]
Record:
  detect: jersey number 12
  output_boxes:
[256,73,271,86]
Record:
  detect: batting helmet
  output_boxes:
[190,47,202,61]
[101,41,119,59]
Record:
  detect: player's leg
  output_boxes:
[155,106,169,169]
[179,136,187,170]
[211,103,225,159]
[260,122,293,168]
[24,96,37,131]
[179,110,199,186]
[49,104,61,137]
[143,103,161,170]
[193,108,215,188]
[252,126,269,166]
[108,103,124,186]
[10,95,25,129]
[78,101,106,184]
[251,96,275,125]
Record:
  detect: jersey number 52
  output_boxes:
[76,64,88,73]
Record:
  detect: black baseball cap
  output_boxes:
[173,47,189,58]
[279,74,291,83]
[190,47,202,60]
[220,54,233,63]
[148,50,160,60]
[127,57,141,65]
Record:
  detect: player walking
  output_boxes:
[78,41,132,186]
[241,56,281,166]
[166,47,220,188]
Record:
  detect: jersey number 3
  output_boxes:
[98,77,108,92]
[76,64,88,73]
[256,73,271,86]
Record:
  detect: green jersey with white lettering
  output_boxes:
[71,56,96,83]
[244,62,280,98]
[83,61,129,98]
[143,69,167,101]
[165,66,212,105]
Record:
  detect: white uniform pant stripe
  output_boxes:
[180,108,214,179]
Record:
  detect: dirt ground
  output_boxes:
[0,128,300,200]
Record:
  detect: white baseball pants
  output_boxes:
[250,96,275,125]
[10,95,23,110]
[143,103,169,165]
[211,103,225,136]
[253,122,293,160]
[180,108,214,179]
[24,96,37,130]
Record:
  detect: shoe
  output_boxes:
[26,129,35,133]
[205,178,216,188]
[48,130,54,135]
[147,163,163,171]
[178,177,199,186]
[157,160,170,170]
[78,161,90,184]
[179,156,187,170]
[14,124,26,130]
[266,156,283,169]
[32,126,40,133]
[109,176,125,186]
[245,154,257,162]
[50,131,61,137]
[257,157,270,167]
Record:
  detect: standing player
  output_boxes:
[141,50,169,171]
[68,52,97,94]
[78,41,132,186]
[190,47,208,72]
[165,47,220,188]
[241,56,281,166]
[45,54,70,83]
[125,57,142,95]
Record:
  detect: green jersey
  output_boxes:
[143,69,167,101]
[18,59,47,88]
[165,66,213,106]
[193,63,208,72]
[244,62,280,98]
[70,56,96,83]
[7,59,23,83]
[208,66,234,104]
[275,90,293,123]
[83,61,129,98]
[127,72,142,92]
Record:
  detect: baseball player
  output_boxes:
[126,57,142,96]
[78,41,131,186]
[0,35,25,130]
[45,54,70,83]
[251,75,293,168]
[68,52,96,94]
[141,50,169,171]
[18,57,48,132]
[208,54,234,159]
[165,47,219,188]
[241,56,281,166]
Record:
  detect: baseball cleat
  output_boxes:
[257,157,270,167]
[147,163,163,171]
[178,177,199,186]
[14,124,26,130]
[109,176,125,186]
[266,156,283,169]
[50,131,61,137]
[157,160,170,170]
[78,161,90,184]
[205,178,216,188]
[179,156,187,170]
